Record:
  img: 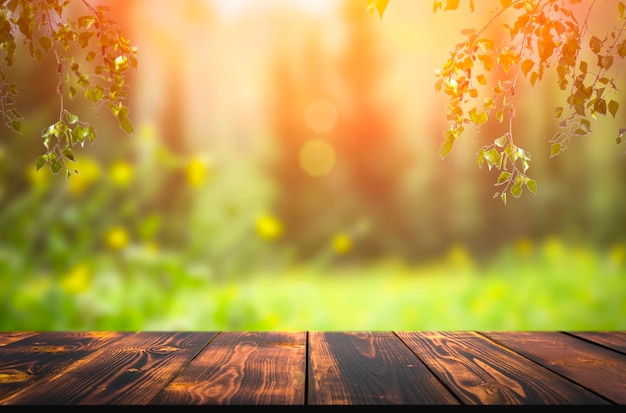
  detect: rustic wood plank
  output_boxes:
[0,331,123,403]
[150,331,306,405]
[1,331,215,405]
[567,331,626,355]
[483,331,626,404]
[307,331,459,405]
[397,331,609,405]
[0,332,37,347]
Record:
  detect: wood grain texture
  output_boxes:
[0,332,215,405]
[397,331,609,405]
[0,331,624,405]
[483,331,626,404]
[567,331,626,355]
[0,331,123,402]
[307,331,459,405]
[0,332,37,347]
[151,331,306,405]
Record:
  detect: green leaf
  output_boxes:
[483,148,502,170]
[497,171,511,185]
[527,179,537,195]
[476,148,485,168]
[62,148,76,162]
[494,134,508,147]
[469,107,488,125]
[6,120,21,134]
[550,143,563,158]
[51,161,62,175]
[36,156,46,171]
[65,111,78,125]
[84,85,103,102]
[511,184,522,198]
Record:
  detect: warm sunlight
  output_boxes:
[208,0,339,21]
[1,0,624,334]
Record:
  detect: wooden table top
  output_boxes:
[0,331,624,405]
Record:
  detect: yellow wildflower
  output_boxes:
[332,233,352,254]
[106,226,130,250]
[68,157,101,195]
[61,263,91,294]
[26,163,51,188]
[256,215,283,240]
[109,160,133,187]
[186,156,211,188]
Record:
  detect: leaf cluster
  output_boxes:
[0,0,137,178]
[370,0,626,204]
[434,0,626,203]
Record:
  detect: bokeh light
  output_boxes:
[298,138,336,177]
[0,0,624,331]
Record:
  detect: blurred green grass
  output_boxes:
[2,236,624,331]
[1,123,625,332]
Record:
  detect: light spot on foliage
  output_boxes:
[106,226,130,250]
[186,156,211,188]
[332,233,352,254]
[26,164,51,188]
[109,160,133,187]
[138,122,157,142]
[256,215,283,240]
[61,264,91,294]
[68,157,101,195]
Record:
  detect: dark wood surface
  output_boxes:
[0,331,624,405]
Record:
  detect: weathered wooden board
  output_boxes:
[150,331,306,405]
[0,331,624,405]
[397,331,608,404]
[1,332,215,405]
[483,331,626,404]
[307,331,459,405]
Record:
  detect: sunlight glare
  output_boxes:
[208,0,337,21]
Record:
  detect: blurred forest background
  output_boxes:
[0,0,624,330]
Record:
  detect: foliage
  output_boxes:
[369,0,626,204]
[0,0,137,178]
[1,233,624,330]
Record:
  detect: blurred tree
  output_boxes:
[0,0,137,178]
[369,0,626,204]
[268,0,414,260]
